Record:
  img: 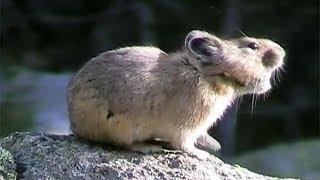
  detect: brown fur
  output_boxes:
[67,30,285,159]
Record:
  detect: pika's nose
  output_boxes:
[262,49,282,68]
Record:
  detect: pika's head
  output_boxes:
[185,30,286,95]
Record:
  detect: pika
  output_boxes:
[67,30,285,159]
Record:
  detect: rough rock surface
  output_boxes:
[0,146,16,180]
[0,132,297,180]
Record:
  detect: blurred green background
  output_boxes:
[0,0,319,179]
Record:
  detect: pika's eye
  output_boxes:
[247,42,259,50]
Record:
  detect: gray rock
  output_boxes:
[0,132,297,180]
[0,146,16,180]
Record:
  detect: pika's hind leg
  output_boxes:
[171,133,210,160]
[129,143,163,154]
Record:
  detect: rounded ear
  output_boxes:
[185,30,203,47]
[189,38,219,57]
[185,31,222,63]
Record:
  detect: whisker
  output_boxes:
[254,91,259,108]
[250,79,260,119]
[234,97,242,124]
[271,71,277,86]
[250,94,255,120]
[264,91,271,100]
[237,29,248,37]
[278,69,284,82]
[275,69,280,83]
[275,68,284,86]
[254,79,259,107]
[280,65,286,73]
[250,81,256,118]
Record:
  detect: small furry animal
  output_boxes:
[67,30,285,159]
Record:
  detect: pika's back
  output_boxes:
[68,46,169,115]
[69,46,166,86]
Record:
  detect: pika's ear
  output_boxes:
[185,30,222,63]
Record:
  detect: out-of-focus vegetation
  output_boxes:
[0,0,318,159]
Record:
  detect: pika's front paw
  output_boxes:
[180,145,210,160]
[191,149,210,160]
[196,133,221,151]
